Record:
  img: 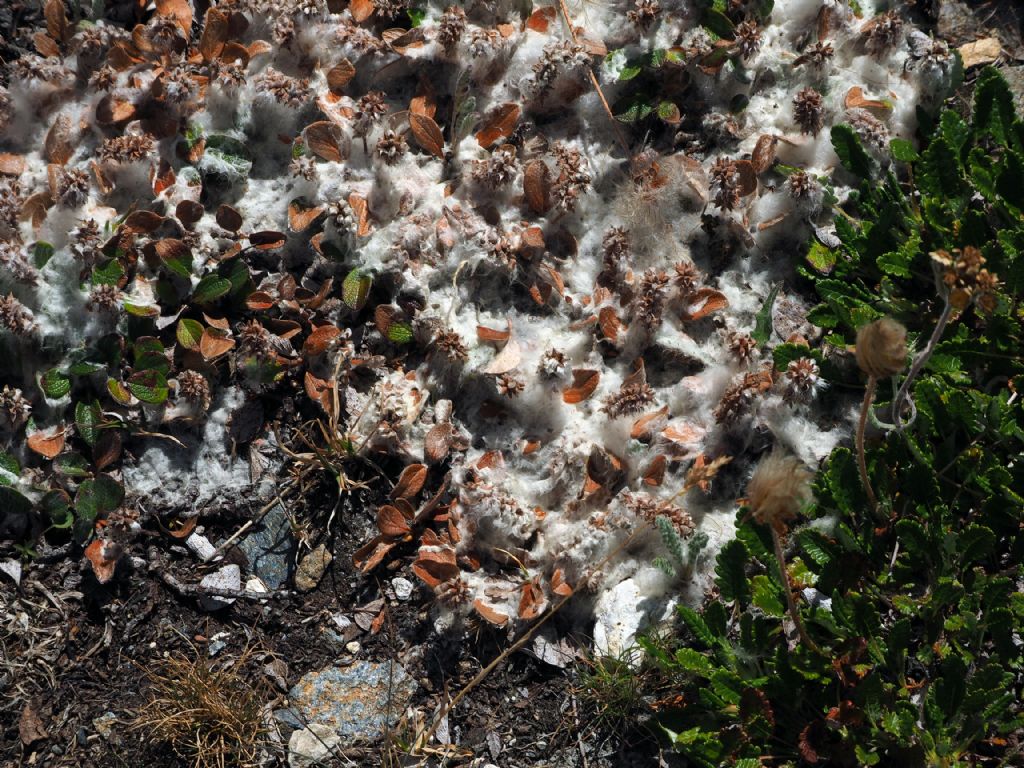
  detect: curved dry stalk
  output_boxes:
[856,375,879,516]
[770,527,823,656]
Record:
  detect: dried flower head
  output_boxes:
[932,247,1000,312]
[710,157,741,211]
[529,41,589,97]
[437,576,471,607]
[256,68,311,108]
[602,377,655,419]
[289,156,318,180]
[787,170,815,199]
[627,0,662,32]
[727,331,757,363]
[0,386,31,432]
[538,349,568,378]
[0,294,36,335]
[353,91,389,137]
[375,130,408,166]
[634,268,669,332]
[793,88,825,136]
[673,261,701,297]
[0,243,40,286]
[551,143,591,212]
[99,134,155,163]
[784,357,823,402]
[55,167,90,208]
[431,329,469,363]
[794,41,835,67]
[847,108,889,151]
[87,284,122,314]
[438,6,466,50]
[176,370,211,412]
[734,20,762,59]
[496,373,525,397]
[855,317,907,379]
[472,145,518,188]
[626,493,694,537]
[746,452,812,534]
[714,370,772,423]
[238,320,273,359]
[863,10,903,57]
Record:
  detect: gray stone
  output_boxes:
[199,564,240,611]
[289,661,417,742]
[274,707,304,732]
[288,724,341,768]
[391,576,414,601]
[294,544,332,592]
[237,502,294,589]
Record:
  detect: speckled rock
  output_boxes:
[238,502,294,590]
[294,543,332,592]
[288,724,341,768]
[198,564,240,611]
[289,661,417,741]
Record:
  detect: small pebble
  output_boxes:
[345,640,360,654]
[392,576,414,601]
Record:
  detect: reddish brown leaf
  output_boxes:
[391,463,427,499]
[153,160,176,196]
[124,210,165,233]
[303,324,340,355]
[681,288,729,321]
[44,0,68,43]
[93,429,123,471]
[303,371,334,414]
[409,79,437,118]
[735,159,757,197]
[215,203,242,232]
[199,327,235,360]
[473,599,510,626]
[27,427,65,459]
[348,193,371,236]
[156,0,193,36]
[176,199,204,227]
[33,32,59,58]
[95,95,136,125]
[751,134,779,174]
[844,86,891,111]
[353,537,395,572]
[643,454,667,486]
[162,516,198,540]
[598,307,621,342]
[18,703,48,746]
[409,113,444,159]
[551,568,573,597]
[562,369,600,404]
[44,115,73,166]
[518,579,547,620]
[476,322,511,344]
[521,226,545,249]
[524,159,551,214]
[475,103,520,148]
[0,153,26,176]
[377,504,412,538]
[425,423,452,463]
[412,547,459,587]
[481,339,521,374]
[288,199,324,233]
[631,405,669,441]
[304,121,347,163]
[152,238,190,265]
[200,8,229,62]
[245,291,275,311]
[350,0,375,23]
[327,59,356,94]
[526,6,557,31]
[248,230,287,249]
[84,540,119,584]
[21,191,53,229]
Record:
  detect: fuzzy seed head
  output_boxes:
[746,452,812,533]
[793,88,825,136]
[855,318,907,379]
[0,385,32,432]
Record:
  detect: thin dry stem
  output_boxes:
[770,527,822,656]
[856,375,879,515]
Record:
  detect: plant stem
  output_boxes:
[857,375,879,516]
[892,295,954,430]
[770,527,822,656]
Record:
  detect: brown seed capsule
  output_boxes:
[747,452,812,534]
[855,317,907,379]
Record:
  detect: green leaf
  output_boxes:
[192,273,232,304]
[701,7,735,37]
[342,268,372,311]
[973,67,1018,149]
[750,575,785,617]
[92,258,124,287]
[40,368,71,399]
[805,240,836,274]
[67,360,104,376]
[0,487,32,517]
[40,490,73,528]
[176,318,204,350]
[877,230,920,278]
[674,647,713,676]
[772,343,820,371]
[107,378,134,405]
[751,282,780,345]
[127,369,169,405]
[889,138,919,163]
[406,6,425,26]
[54,451,90,477]
[958,524,995,564]
[33,241,55,268]
[75,400,102,447]
[715,539,750,605]
[831,124,874,179]
[657,101,681,123]
[0,452,19,485]
[677,605,716,646]
[386,321,414,344]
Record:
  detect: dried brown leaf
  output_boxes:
[481,339,521,374]
[304,121,348,163]
[200,8,229,62]
[350,0,375,23]
[377,504,412,538]
[176,199,204,227]
[751,134,778,174]
[392,463,427,499]
[44,115,73,166]
[562,369,600,404]
[524,159,551,214]
[45,0,68,43]
[476,103,520,148]
[0,153,26,176]
[84,540,119,584]
[327,59,356,94]
[199,327,235,360]
[473,599,510,626]
[156,0,193,36]
[409,113,444,158]
[27,426,65,459]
